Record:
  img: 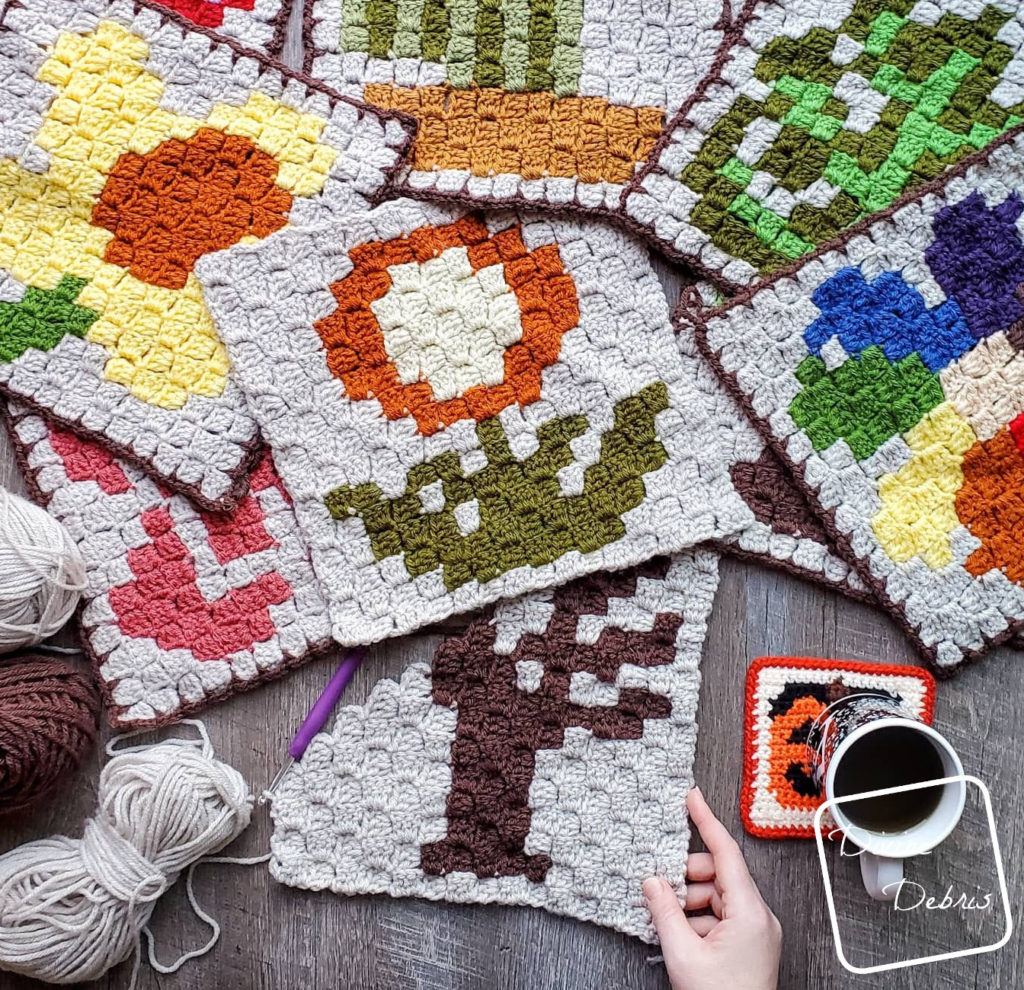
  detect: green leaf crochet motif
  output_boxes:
[0,276,98,363]
[788,347,944,460]
[324,382,671,590]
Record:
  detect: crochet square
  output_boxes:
[5,401,333,729]
[271,550,718,941]
[154,0,294,55]
[742,656,935,839]
[696,125,1024,671]
[301,0,728,212]
[623,0,1024,289]
[196,200,753,643]
[0,0,415,510]
[679,286,869,601]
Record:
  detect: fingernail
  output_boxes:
[642,877,664,899]
[691,785,702,795]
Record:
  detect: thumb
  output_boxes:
[643,876,701,959]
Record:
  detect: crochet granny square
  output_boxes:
[742,656,934,839]
[0,0,414,510]
[696,125,1024,670]
[623,0,1024,289]
[271,550,718,941]
[5,401,332,729]
[197,200,752,644]
[301,0,728,212]
[154,0,294,55]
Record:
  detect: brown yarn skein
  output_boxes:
[0,654,100,815]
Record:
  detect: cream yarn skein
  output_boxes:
[0,486,86,652]
[0,722,254,985]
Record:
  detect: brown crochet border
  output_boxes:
[297,0,737,242]
[0,0,417,512]
[688,120,1024,675]
[2,401,337,731]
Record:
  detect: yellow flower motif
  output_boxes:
[0,21,338,409]
[871,402,977,568]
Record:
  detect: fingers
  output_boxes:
[687,788,760,902]
[687,914,720,937]
[643,877,699,953]
[683,882,723,915]
[685,851,715,882]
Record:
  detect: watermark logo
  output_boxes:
[813,775,1012,974]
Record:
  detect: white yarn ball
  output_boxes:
[0,728,253,985]
[0,486,86,652]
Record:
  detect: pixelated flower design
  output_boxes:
[787,190,1024,580]
[0,21,338,409]
[313,216,579,435]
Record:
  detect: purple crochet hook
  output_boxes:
[263,648,365,801]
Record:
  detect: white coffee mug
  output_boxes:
[825,717,965,901]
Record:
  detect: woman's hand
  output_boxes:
[643,788,782,990]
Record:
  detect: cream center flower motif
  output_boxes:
[371,246,525,402]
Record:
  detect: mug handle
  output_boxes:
[860,852,903,901]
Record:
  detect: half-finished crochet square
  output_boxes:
[197,200,752,643]
[270,550,718,941]
[623,0,1024,289]
[5,402,332,729]
[696,126,1024,670]
[742,656,934,839]
[0,0,414,509]
[302,0,727,211]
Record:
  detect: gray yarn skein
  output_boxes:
[0,728,252,984]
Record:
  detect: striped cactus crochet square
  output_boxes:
[697,125,1024,671]
[196,200,753,644]
[271,550,718,940]
[742,656,934,839]
[152,0,294,54]
[623,0,1024,289]
[302,0,728,212]
[5,402,332,729]
[0,0,414,510]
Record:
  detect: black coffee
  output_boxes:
[832,726,945,833]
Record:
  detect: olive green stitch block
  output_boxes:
[324,383,671,590]
[680,0,1024,276]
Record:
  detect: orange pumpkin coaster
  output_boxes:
[741,657,935,840]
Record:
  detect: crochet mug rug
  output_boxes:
[271,550,718,941]
[5,400,333,729]
[300,0,730,213]
[0,0,414,511]
[742,656,935,839]
[695,124,1024,671]
[197,200,753,644]
[622,0,1024,289]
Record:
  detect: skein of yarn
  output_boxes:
[0,722,255,985]
[0,653,100,814]
[0,486,86,653]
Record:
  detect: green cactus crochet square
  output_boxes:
[196,200,752,645]
[623,0,1024,287]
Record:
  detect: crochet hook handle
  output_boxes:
[262,648,366,802]
[289,648,365,759]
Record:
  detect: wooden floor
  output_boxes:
[1,8,1021,989]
